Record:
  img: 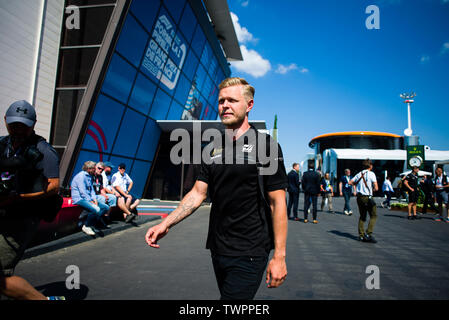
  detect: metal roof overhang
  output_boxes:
[328,148,449,161]
[203,0,243,61]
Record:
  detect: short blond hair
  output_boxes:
[219,77,255,102]
[82,161,96,171]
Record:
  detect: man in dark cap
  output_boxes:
[0,100,63,300]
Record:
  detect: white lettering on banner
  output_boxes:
[141,15,187,90]
[365,5,380,30]
[65,265,80,290]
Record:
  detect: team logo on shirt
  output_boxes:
[242,144,254,153]
[211,147,223,160]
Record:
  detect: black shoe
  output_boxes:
[364,234,377,243]
[358,235,365,242]
[125,214,136,223]
[413,215,421,220]
[407,216,413,220]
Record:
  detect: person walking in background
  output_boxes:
[434,167,449,222]
[339,169,355,215]
[302,161,321,224]
[420,174,438,215]
[350,159,378,243]
[320,173,333,213]
[287,163,300,221]
[381,176,394,209]
[404,166,420,220]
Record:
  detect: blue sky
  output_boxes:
[227,0,449,168]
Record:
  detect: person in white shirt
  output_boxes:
[349,159,378,243]
[111,163,140,223]
[103,162,135,221]
[381,176,394,209]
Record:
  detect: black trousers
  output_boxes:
[422,193,438,213]
[287,191,299,218]
[211,252,268,300]
[304,192,318,220]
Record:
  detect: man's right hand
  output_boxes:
[145,222,169,248]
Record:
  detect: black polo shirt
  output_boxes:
[406,173,419,190]
[197,126,288,257]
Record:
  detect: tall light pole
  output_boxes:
[400,92,416,136]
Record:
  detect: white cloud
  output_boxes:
[276,63,298,74]
[420,55,430,64]
[275,63,309,75]
[441,42,449,55]
[241,0,249,7]
[231,45,271,78]
[230,12,257,44]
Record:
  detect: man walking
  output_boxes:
[381,176,394,210]
[434,167,449,222]
[320,173,333,213]
[302,161,321,224]
[287,163,300,220]
[339,169,355,215]
[403,166,420,220]
[145,77,288,300]
[420,174,438,214]
[349,159,378,243]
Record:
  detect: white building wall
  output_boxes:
[0,0,63,140]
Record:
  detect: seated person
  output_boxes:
[111,163,140,223]
[102,161,135,221]
[93,162,116,226]
[71,161,109,235]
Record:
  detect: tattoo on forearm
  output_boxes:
[169,194,198,226]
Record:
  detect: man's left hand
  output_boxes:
[266,256,287,288]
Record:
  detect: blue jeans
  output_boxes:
[343,191,352,212]
[75,200,109,227]
[97,194,117,207]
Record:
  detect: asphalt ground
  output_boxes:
[11,196,449,300]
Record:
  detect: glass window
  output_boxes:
[129,73,157,116]
[140,38,164,84]
[129,0,160,33]
[163,0,185,24]
[208,55,218,79]
[57,48,99,87]
[136,119,160,161]
[61,6,114,46]
[102,53,137,104]
[190,24,206,58]
[173,73,191,106]
[208,108,218,120]
[81,94,125,154]
[215,67,225,86]
[107,157,134,174]
[51,89,84,146]
[169,30,187,69]
[166,99,184,120]
[179,3,196,43]
[194,64,207,93]
[149,88,172,120]
[208,84,218,106]
[181,48,199,81]
[152,7,176,55]
[200,42,212,69]
[115,14,149,68]
[129,160,152,198]
[202,74,213,100]
[112,108,147,157]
